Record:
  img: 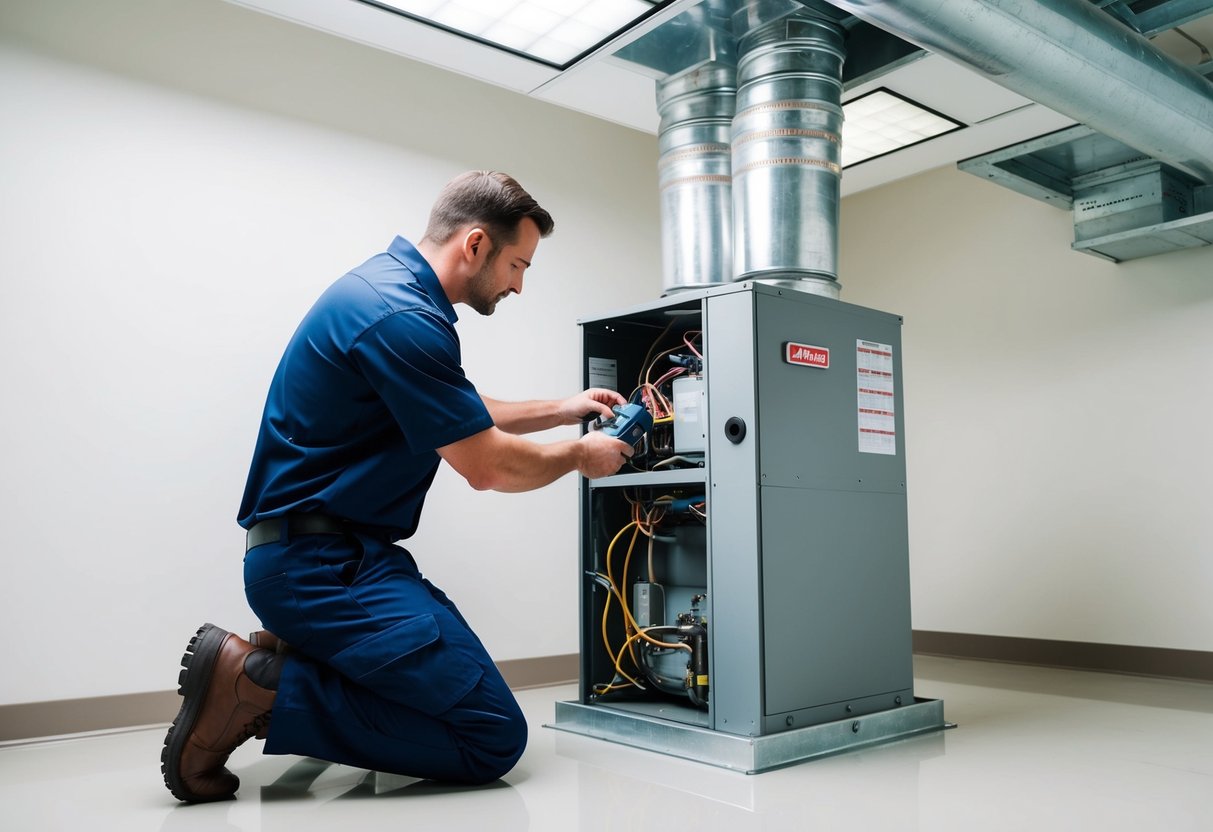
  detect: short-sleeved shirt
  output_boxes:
[238,236,494,540]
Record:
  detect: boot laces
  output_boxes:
[227,711,272,752]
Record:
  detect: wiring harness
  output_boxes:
[589,491,709,709]
[623,323,703,471]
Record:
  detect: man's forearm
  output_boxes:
[438,424,630,493]
[481,395,565,435]
[477,434,584,492]
[439,426,583,492]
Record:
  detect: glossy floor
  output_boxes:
[2,657,1210,831]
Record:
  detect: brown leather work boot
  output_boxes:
[161,624,278,803]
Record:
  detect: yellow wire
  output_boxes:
[602,522,645,690]
[622,508,690,653]
[621,513,641,669]
[600,524,635,662]
[647,524,656,584]
[597,511,691,698]
[606,598,688,691]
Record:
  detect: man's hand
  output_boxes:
[577,429,633,479]
[558,388,627,425]
[439,423,633,492]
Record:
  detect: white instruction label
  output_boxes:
[674,388,700,423]
[587,357,618,394]
[857,340,896,456]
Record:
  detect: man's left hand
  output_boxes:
[558,388,626,425]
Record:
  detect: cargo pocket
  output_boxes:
[328,614,485,716]
[244,572,313,647]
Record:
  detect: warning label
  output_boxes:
[857,340,896,456]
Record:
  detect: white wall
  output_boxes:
[840,165,1213,652]
[4,0,1210,710]
[0,0,660,705]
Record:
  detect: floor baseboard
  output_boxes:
[912,630,1213,682]
[5,636,1208,744]
[0,653,581,744]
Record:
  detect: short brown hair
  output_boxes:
[422,171,554,248]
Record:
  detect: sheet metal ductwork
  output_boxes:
[827,0,1213,185]
[657,0,1213,288]
[732,7,846,298]
[658,63,737,293]
[658,1,848,297]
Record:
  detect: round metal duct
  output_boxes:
[657,61,737,295]
[732,10,846,299]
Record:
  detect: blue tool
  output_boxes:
[599,403,653,445]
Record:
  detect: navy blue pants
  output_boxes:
[242,531,526,784]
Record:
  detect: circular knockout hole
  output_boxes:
[724,417,747,445]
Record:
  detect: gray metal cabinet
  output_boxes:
[558,283,939,770]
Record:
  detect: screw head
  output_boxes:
[851,721,860,733]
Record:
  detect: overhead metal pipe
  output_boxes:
[827,0,1213,184]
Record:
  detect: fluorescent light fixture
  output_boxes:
[365,0,660,67]
[841,89,964,167]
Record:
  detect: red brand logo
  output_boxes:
[785,342,829,368]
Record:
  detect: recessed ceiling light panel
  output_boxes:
[841,89,965,167]
[367,0,660,67]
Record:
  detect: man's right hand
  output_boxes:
[577,429,633,479]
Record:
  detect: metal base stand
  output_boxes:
[547,698,950,774]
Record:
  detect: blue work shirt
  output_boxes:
[238,236,494,540]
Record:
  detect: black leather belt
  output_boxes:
[246,513,348,551]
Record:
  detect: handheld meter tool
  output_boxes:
[598,403,653,446]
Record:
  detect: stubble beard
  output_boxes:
[466,259,508,316]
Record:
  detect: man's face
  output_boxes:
[465,217,540,316]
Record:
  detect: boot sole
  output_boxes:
[160,623,234,802]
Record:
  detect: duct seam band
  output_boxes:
[660,174,734,191]
[658,144,732,167]
[733,157,842,176]
[733,128,839,146]
[734,100,842,119]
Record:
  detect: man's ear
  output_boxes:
[463,227,488,262]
